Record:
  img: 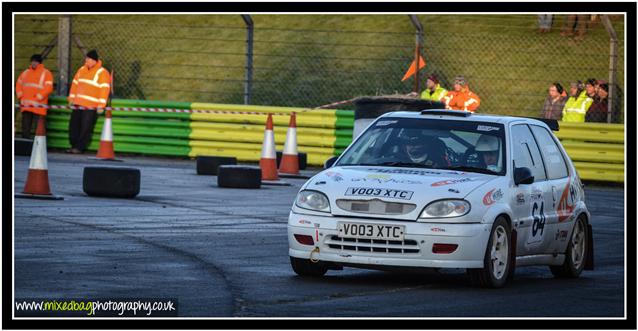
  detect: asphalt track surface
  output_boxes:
[13,153,625,317]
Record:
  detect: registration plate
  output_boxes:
[337,222,405,241]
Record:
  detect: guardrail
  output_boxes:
[43,96,354,166]
[556,122,624,183]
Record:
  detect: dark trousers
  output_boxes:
[21,111,39,139]
[69,109,98,151]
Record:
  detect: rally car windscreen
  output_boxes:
[337,117,507,176]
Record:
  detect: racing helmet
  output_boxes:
[475,134,501,171]
[475,134,499,152]
[401,130,429,163]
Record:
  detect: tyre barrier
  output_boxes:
[276,151,307,170]
[196,156,237,175]
[14,138,33,156]
[217,165,261,189]
[83,166,141,198]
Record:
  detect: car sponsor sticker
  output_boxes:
[351,175,423,185]
[324,171,344,182]
[516,192,526,204]
[431,178,475,187]
[345,187,414,200]
[482,188,503,205]
[375,120,397,126]
[530,187,543,201]
[365,168,466,176]
[555,229,568,241]
[476,125,500,132]
[556,178,576,222]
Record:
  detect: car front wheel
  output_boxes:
[468,217,511,288]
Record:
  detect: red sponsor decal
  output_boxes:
[483,189,496,205]
[431,178,474,187]
[556,178,575,222]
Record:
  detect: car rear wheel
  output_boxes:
[550,215,587,278]
[290,256,328,277]
[468,217,511,288]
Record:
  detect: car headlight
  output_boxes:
[295,190,331,213]
[420,199,470,218]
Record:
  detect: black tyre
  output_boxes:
[15,138,33,156]
[550,216,588,278]
[196,156,237,175]
[290,256,328,277]
[217,165,261,189]
[83,166,140,198]
[468,217,512,288]
[276,151,307,170]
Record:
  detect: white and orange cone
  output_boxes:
[92,109,122,161]
[259,113,279,181]
[278,112,300,175]
[15,116,63,200]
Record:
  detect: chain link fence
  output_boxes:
[14,14,625,123]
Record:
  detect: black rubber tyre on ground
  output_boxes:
[276,151,307,170]
[467,217,512,288]
[550,215,588,278]
[83,166,140,198]
[196,156,237,175]
[217,165,261,189]
[15,138,33,156]
[290,257,328,277]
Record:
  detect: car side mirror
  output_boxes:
[514,167,534,185]
[324,156,339,169]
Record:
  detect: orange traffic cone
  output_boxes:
[279,112,300,175]
[260,113,279,181]
[91,109,122,161]
[15,116,63,200]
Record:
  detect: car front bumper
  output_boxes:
[288,211,493,269]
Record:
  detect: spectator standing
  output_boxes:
[441,76,481,112]
[15,54,53,139]
[585,83,609,123]
[562,80,593,122]
[541,82,567,120]
[538,15,553,33]
[420,74,448,102]
[561,14,588,40]
[67,49,111,154]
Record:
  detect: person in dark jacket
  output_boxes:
[541,82,567,120]
[585,83,609,123]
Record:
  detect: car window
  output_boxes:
[530,125,569,179]
[511,124,547,181]
[336,118,506,175]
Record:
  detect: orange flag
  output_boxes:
[401,55,426,82]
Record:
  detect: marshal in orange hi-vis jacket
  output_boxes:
[441,76,481,112]
[16,61,53,116]
[68,58,111,108]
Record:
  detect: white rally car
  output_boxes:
[288,110,593,288]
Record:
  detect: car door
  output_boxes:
[509,124,551,256]
[529,125,572,254]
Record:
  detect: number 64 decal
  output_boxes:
[532,201,546,237]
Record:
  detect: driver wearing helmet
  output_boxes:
[475,134,501,172]
[395,129,446,167]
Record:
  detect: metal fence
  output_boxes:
[14,14,625,122]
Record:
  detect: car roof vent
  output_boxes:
[420,109,472,117]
